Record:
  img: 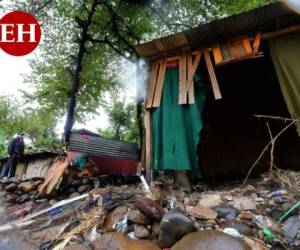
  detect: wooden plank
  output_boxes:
[145,110,152,183]
[178,53,187,104]
[252,32,261,53]
[212,43,223,64]
[187,51,202,104]
[145,61,159,109]
[152,59,167,107]
[203,48,222,100]
[242,37,252,54]
[262,24,300,40]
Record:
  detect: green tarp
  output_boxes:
[152,67,206,176]
[269,31,300,135]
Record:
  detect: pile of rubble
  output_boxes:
[0,169,300,250]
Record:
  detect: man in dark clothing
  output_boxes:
[2,133,25,178]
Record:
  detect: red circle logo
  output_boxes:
[0,11,42,56]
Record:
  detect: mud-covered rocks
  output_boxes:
[128,209,151,225]
[188,203,217,220]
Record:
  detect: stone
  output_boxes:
[18,181,37,192]
[238,211,253,220]
[6,195,17,203]
[282,202,293,211]
[232,197,256,211]
[159,210,195,248]
[128,209,151,225]
[69,192,80,198]
[220,221,253,236]
[189,204,217,220]
[244,236,269,250]
[134,197,165,221]
[29,190,38,195]
[16,193,30,204]
[151,222,160,236]
[224,195,233,201]
[199,194,221,208]
[134,225,150,238]
[104,205,129,229]
[71,179,81,187]
[81,178,90,185]
[92,232,160,250]
[64,244,89,250]
[171,231,250,250]
[77,184,91,193]
[283,215,300,240]
[214,206,238,221]
[5,183,18,192]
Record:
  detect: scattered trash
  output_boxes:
[223,227,244,238]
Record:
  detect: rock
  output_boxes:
[220,221,253,236]
[214,206,238,221]
[67,187,76,194]
[77,184,91,193]
[283,215,300,240]
[171,231,250,250]
[6,195,17,203]
[81,178,90,185]
[273,196,289,204]
[18,181,37,192]
[224,195,233,201]
[159,210,195,248]
[29,190,38,195]
[232,197,256,211]
[189,204,217,220]
[151,222,160,236]
[238,211,253,220]
[5,183,18,192]
[71,179,81,187]
[199,194,221,208]
[16,193,30,204]
[244,236,269,250]
[104,205,129,229]
[92,232,160,250]
[134,225,150,238]
[69,192,80,198]
[128,209,151,225]
[134,197,165,221]
[282,202,293,211]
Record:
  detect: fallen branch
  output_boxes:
[242,115,299,187]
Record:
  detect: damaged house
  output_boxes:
[135,2,300,181]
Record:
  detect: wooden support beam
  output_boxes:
[252,32,261,53]
[187,51,202,104]
[203,48,222,100]
[179,53,187,104]
[262,24,300,40]
[144,110,152,183]
[145,61,160,109]
[212,43,223,64]
[153,59,167,107]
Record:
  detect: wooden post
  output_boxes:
[145,110,152,183]
[203,48,222,100]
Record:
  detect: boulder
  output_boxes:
[77,184,91,193]
[214,206,238,221]
[188,204,217,220]
[134,197,165,221]
[5,183,18,192]
[92,232,160,250]
[18,181,37,192]
[128,209,151,225]
[232,197,256,211]
[199,194,221,208]
[134,225,150,238]
[171,231,250,250]
[159,210,195,248]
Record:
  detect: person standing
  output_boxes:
[2,133,25,178]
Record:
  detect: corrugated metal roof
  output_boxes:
[136,2,300,60]
[68,133,139,160]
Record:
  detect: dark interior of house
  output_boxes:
[198,42,300,181]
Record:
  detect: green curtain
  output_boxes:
[269,31,300,135]
[152,67,206,176]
